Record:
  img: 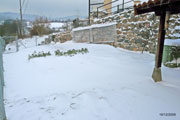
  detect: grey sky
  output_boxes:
[0,0,92,18]
[0,0,148,18]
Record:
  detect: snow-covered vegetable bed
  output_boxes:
[3,37,180,120]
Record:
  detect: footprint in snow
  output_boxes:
[70,103,79,110]
[99,96,106,100]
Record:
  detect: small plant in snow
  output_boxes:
[55,50,64,56]
[28,51,51,60]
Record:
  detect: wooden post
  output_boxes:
[152,10,166,82]
[16,34,19,52]
[19,0,23,39]
[88,0,91,25]
[97,8,99,18]
[117,5,120,13]
[122,0,124,11]
[0,37,7,120]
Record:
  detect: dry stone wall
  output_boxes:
[54,32,72,43]
[95,10,180,53]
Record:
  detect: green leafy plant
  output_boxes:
[28,48,89,60]
[55,50,64,56]
[28,51,51,60]
[55,48,88,57]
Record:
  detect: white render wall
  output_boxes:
[72,23,117,43]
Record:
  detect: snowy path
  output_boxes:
[3,38,180,120]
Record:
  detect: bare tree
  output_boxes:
[31,17,51,37]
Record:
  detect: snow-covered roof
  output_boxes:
[72,22,117,32]
[50,22,64,29]
[0,20,4,25]
[165,39,180,46]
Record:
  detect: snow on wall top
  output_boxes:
[165,39,180,46]
[72,22,117,32]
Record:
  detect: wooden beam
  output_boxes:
[156,10,166,68]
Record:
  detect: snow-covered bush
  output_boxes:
[170,46,180,62]
[164,46,180,68]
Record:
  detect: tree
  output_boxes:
[30,17,51,37]
[0,20,18,36]
[73,18,81,28]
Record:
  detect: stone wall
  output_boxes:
[72,23,117,44]
[54,32,72,43]
[95,10,180,53]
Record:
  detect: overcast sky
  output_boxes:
[0,0,93,18]
[0,0,147,18]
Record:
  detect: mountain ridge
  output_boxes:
[0,12,87,21]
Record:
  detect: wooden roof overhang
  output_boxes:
[134,0,180,16]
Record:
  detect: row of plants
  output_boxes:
[28,48,89,60]
[55,48,88,56]
[28,51,51,60]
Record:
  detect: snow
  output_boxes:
[94,18,101,22]
[3,36,180,120]
[164,39,180,46]
[175,25,180,30]
[72,22,117,32]
[0,20,4,25]
[26,21,32,28]
[167,58,180,64]
[4,36,49,53]
[50,22,64,29]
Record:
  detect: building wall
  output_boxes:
[104,0,112,16]
[73,29,90,43]
[72,23,117,44]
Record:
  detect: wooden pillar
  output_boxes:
[152,10,166,82]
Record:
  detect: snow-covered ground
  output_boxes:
[3,36,180,120]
